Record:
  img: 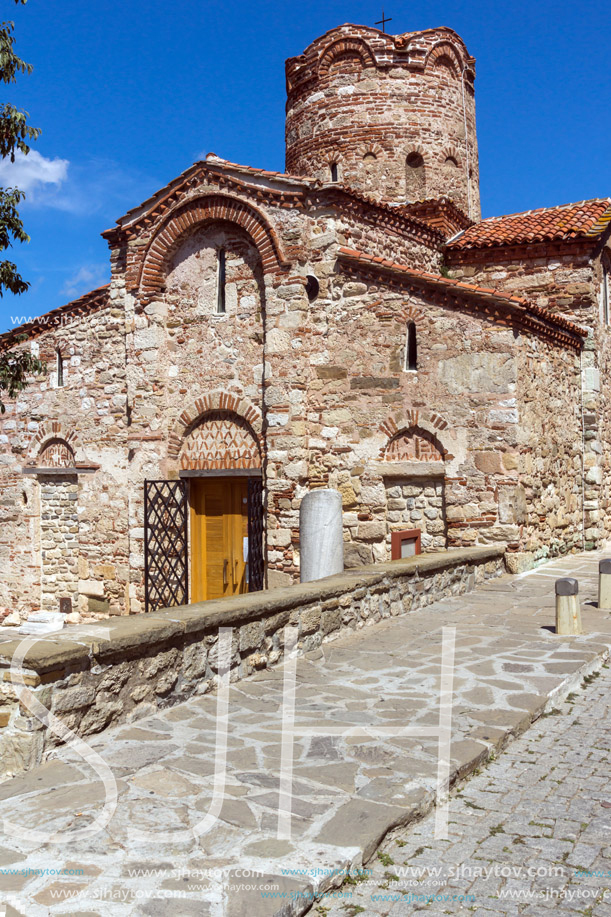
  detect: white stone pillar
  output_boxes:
[598,559,611,610]
[555,578,582,635]
[299,489,343,583]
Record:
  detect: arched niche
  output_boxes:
[38,438,76,468]
[179,410,262,472]
[380,424,448,553]
[406,152,426,201]
[165,221,265,318]
[138,194,288,302]
[385,426,446,463]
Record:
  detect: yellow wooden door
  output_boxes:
[190,478,248,602]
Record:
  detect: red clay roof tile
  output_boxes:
[447,198,611,250]
[0,285,110,350]
[337,247,588,342]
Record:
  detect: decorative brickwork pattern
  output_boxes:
[28,422,84,464]
[38,439,75,468]
[180,411,261,471]
[168,392,263,461]
[0,21,608,620]
[425,41,463,76]
[285,24,480,217]
[318,37,376,76]
[385,429,445,462]
[400,197,472,239]
[381,409,449,441]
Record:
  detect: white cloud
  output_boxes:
[20,156,161,220]
[0,149,69,197]
[0,151,160,222]
[61,263,109,300]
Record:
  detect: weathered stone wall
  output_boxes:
[384,478,446,552]
[445,245,596,321]
[446,243,610,554]
[39,475,79,612]
[0,159,598,620]
[333,206,441,273]
[594,243,611,546]
[120,218,268,610]
[506,335,583,570]
[291,263,584,570]
[0,302,130,623]
[285,24,481,219]
[0,546,504,777]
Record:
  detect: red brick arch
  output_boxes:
[425,42,463,78]
[28,420,85,463]
[399,304,425,326]
[320,148,345,166]
[168,391,263,461]
[384,427,446,463]
[357,141,384,161]
[380,410,452,461]
[139,194,289,301]
[441,146,462,167]
[318,38,376,78]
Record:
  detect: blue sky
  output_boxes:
[0,0,608,332]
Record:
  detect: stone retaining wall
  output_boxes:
[0,545,504,778]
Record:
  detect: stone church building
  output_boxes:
[0,23,609,622]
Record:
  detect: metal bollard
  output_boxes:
[598,559,611,610]
[555,578,582,635]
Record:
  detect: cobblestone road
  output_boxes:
[322,664,611,916]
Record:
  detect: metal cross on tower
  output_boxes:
[375,10,392,31]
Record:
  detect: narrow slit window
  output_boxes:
[217,248,226,314]
[405,322,417,371]
[604,261,610,326]
[330,162,338,182]
[56,349,64,387]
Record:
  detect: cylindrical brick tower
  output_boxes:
[285,24,481,220]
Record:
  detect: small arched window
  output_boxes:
[406,152,426,201]
[445,156,458,167]
[56,349,64,387]
[217,247,226,314]
[405,322,417,372]
[330,162,338,182]
[363,152,377,163]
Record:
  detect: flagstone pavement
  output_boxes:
[0,550,610,916]
[323,651,611,916]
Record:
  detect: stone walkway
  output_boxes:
[0,551,610,916]
[322,651,611,915]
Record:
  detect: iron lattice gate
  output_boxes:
[144,479,189,613]
[248,477,264,592]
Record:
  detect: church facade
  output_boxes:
[0,23,609,623]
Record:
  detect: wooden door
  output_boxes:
[190,478,248,602]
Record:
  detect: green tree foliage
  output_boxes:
[0,0,45,412]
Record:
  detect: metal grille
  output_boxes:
[144,479,189,613]
[248,477,264,592]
